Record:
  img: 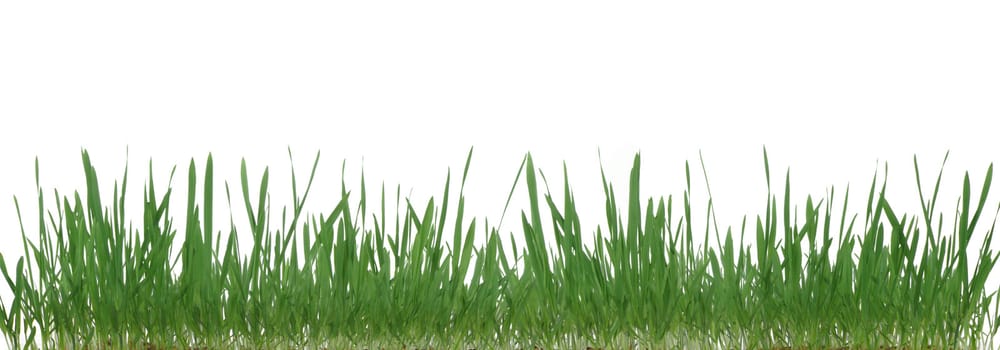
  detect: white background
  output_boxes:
[2,0,1000,346]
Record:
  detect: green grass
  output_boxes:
[1,148,999,349]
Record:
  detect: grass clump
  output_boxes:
[1,148,999,349]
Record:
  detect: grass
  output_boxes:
[1,147,999,349]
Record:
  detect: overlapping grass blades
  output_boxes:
[0,148,998,349]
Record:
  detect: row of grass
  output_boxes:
[1,148,999,349]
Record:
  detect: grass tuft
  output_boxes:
[1,149,998,349]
